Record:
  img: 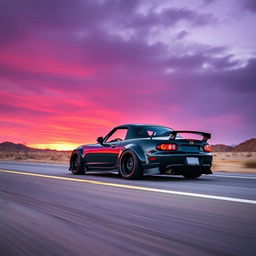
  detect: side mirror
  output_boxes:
[97,136,104,145]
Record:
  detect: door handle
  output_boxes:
[111,144,117,148]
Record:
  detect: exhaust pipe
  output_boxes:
[165,166,176,175]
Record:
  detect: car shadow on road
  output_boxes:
[83,172,214,182]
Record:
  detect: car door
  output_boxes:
[86,127,128,169]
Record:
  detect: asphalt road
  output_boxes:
[0,161,256,256]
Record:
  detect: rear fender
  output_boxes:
[119,144,147,165]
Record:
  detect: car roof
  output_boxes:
[116,123,170,128]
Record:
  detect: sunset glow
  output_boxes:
[0,0,255,149]
[28,143,81,151]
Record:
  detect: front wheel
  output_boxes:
[119,150,143,179]
[70,151,85,175]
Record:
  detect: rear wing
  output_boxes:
[169,130,211,142]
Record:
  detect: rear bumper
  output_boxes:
[142,153,212,175]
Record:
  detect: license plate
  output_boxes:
[186,157,199,165]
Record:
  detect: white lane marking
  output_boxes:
[214,174,256,180]
[0,169,256,205]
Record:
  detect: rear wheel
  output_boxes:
[119,151,143,180]
[70,151,85,175]
[183,171,201,179]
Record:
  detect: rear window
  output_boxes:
[136,126,174,138]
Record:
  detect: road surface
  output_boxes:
[0,161,255,256]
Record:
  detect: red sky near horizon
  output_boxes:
[0,0,255,150]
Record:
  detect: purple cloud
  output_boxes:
[242,0,256,13]
[176,31,189,40]
[0,0,255,146]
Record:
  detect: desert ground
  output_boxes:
[0,151,255,174]
[212,152,256,173]
[0,150,71,164]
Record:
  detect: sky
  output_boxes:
[0,0,255,150]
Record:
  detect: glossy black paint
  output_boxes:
[69,124,213,177]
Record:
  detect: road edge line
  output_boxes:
[1,169,256,205]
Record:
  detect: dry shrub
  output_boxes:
[5,152,13,158]
[14,156,23,160]
[50,155,58,161]
[212,162,218,169]
[244,161,256,169]
[28,153,37,159]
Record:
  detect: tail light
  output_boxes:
[148,156,157,161]
[156,143,177,151]
[203,145,212,152]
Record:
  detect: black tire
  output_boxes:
[119,150,143,179]
[183,171,201,179]
[70,151,85,175]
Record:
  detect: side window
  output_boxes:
[106,128,128,143]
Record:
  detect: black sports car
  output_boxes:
[69,124,212,179]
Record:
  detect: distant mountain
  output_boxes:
[233,138,256,152]
[211,144,233,152]
[0,142,33,151]
[0,141,55,152]
[212,138,256,152]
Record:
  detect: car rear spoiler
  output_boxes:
[169,131,211,142]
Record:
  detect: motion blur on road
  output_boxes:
[0,161,256,256]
